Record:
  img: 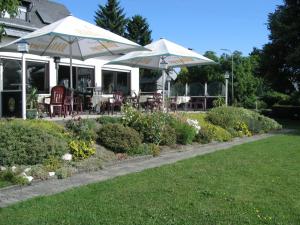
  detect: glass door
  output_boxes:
[1,58,22,117]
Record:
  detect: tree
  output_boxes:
[259,0,300,93]
[125,15,152,46]
[176,51,262,108]
[0,0,20,41]
[94,0,127,36]
[177,51,223,84]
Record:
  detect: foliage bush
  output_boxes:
[56,166,74,179]
[128,144,152,156]
[0,120,69,166]
[97,123,141,153]
[66,118,97,141]
[122,105,167,144]
[262,91,291,108]
[187,113,232,143]
[170,119,196,145]
[29,165,49,180]
[0,169,30,186]
[96,116,122,125]
[207,106,282,136]
[69,140,96,160]
[160,125,177,146]
[43,156,62,172]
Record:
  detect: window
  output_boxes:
[102,70,131,95]
[58,65,95,93]
[2,59,22,91]
[26,61,49,94]
[2,59,49,93]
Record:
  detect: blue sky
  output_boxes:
[53,0,283,56]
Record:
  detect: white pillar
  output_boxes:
[185,83,188,111]
[167,81,171,97]
[0,60,3,117]
[162,69,166,109]
[204,82,207,110]
[21,53,26,120]
[225,78,228,106]
[69,41,74,111]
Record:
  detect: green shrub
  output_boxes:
[212,96,225,107]
[234,122,252,137]
[122,105,167,144]
[128,143,152,156]
[207,106,282,136]
[43,156,62,172]
[29,165,49,180]
[66,118,97,141]
[0,120,69,166]
[149,144,160,157]
[0,169,30,186]
[160,125,177,146]
[188,113,231,143]
[69,140,96,160]
[96,116,122,125]
[97,124,141,153]
[171,120,196,145]
[56,166,74,179]
[262,91,291,107]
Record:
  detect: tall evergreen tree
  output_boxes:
[125,15,152,46]
[94,0,127,36]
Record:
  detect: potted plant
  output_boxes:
[26,88,38,119]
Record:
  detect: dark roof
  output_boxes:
[0,0,70,35]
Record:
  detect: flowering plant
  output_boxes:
[186,119,201,134]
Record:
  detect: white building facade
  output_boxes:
[0,0,139,117]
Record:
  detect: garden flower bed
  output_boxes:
[0,106,282,187]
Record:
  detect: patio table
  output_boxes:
[91,95,111,113]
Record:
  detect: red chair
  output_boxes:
[49,86,66,118]
[73,96,83,114]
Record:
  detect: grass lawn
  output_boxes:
[0,132,300,224]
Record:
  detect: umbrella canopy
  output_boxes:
[106,38,215,69]
[0,15,147,60]
[107,38,215,108]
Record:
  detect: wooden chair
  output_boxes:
[168,96,178,112]
[188,97,204,111]
[125,92,139,109]
[49,86,66,118]
[73,96,83,114]
[108,91,124,115]
[147,93,162,112]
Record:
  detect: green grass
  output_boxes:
[1,133,300,224]
[0,180,11,188]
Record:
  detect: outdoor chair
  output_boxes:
[108,91,124,115]
[168,96,178,112]
[73,95,83,114]
[47,85,66,118]
[125,92,139,109]
[188,97,204,111]
[146,93,162,112]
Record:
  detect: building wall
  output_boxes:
[0,51,140,117]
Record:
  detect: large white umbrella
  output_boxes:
[0,15,147,119]
[107,38,215,107]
